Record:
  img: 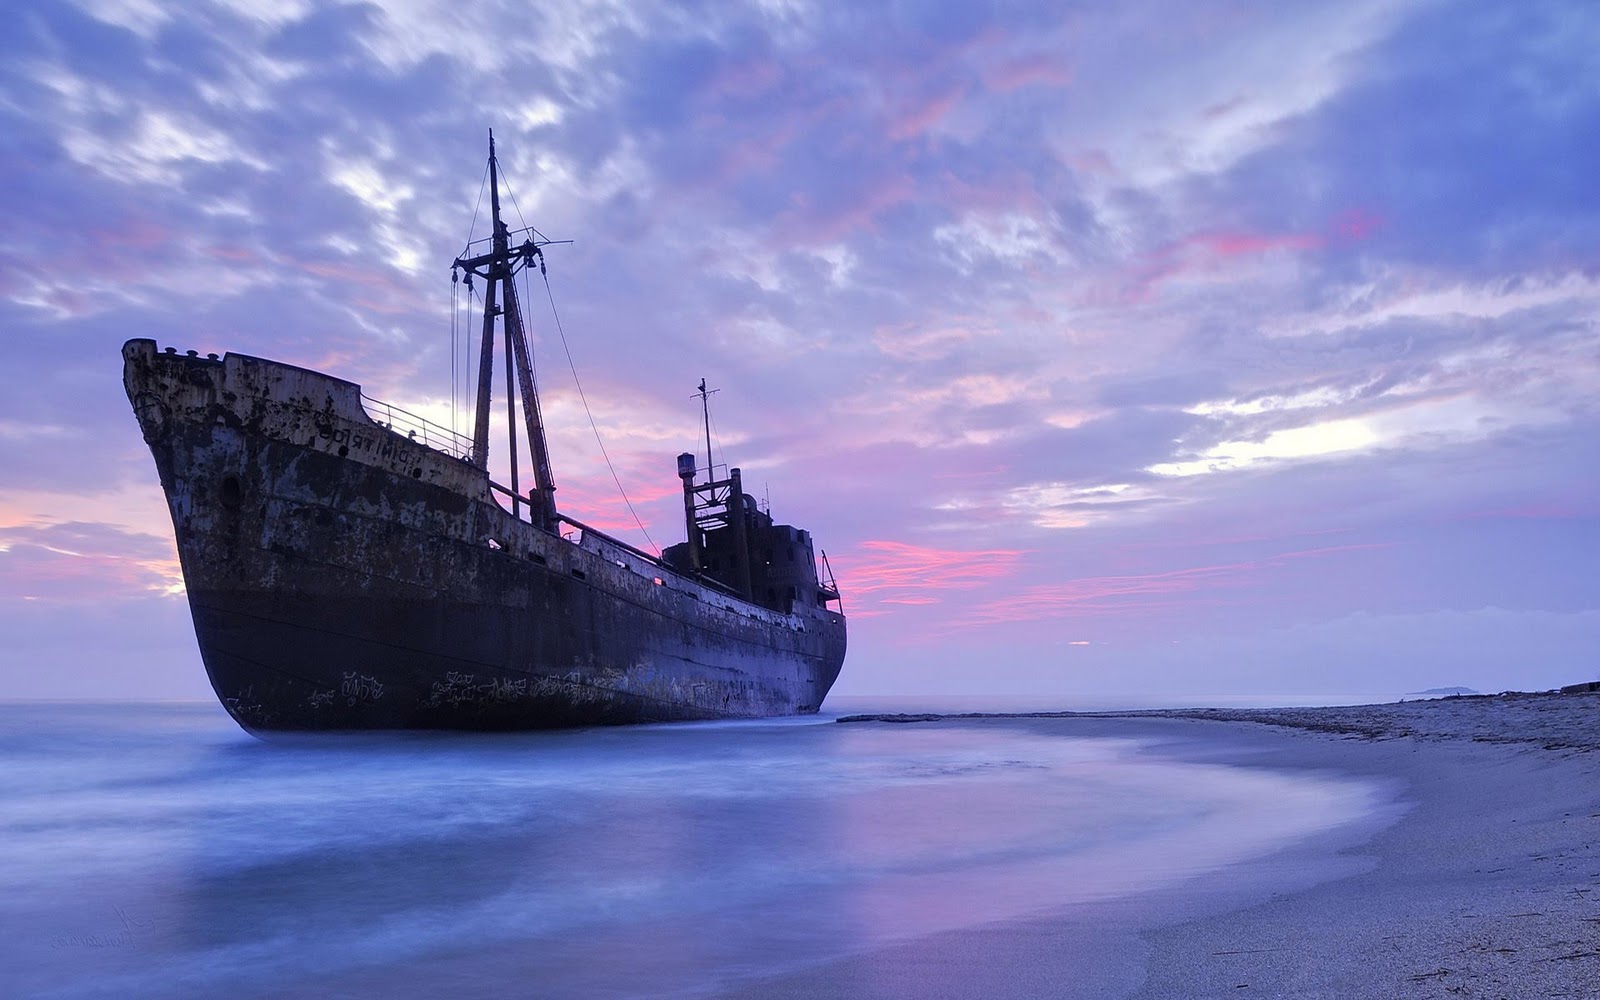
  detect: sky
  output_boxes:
[2,0,1597,703]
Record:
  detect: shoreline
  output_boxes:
[738,693,1600,998]
[836,688,1600,750]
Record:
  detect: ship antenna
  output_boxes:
[697,378,720,479]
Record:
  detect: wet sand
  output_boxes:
[737,693,1600,998]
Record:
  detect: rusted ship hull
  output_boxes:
[123,339,846,732]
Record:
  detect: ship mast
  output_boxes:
[453,130,561,531]
[696,378,718,479]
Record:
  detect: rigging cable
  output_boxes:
[452,157,492,445]
[499,168,660,555]
[465,157,490,252]
[501,177,549,246]
[466,278,482,458]
[450,270,457,435]
[541,268,660,557]
[707,406,729,483]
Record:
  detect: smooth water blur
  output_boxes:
[1,702,1383,998]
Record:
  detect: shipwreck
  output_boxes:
[122,133,847,732]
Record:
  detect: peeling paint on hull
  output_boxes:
[123,339,847,733]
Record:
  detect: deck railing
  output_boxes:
[361,394,475,462]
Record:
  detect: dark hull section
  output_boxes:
[191,594,783,731]
[124,340,846,732]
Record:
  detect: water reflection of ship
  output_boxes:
[123,132,846,732]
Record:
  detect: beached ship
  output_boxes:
[122,134,847,732]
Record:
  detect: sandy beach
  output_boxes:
[742,693,1600,999]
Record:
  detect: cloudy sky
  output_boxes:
[2,0,1596,702]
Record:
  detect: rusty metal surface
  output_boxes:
[123,338,846,732]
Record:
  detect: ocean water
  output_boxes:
[1,702,1386,998]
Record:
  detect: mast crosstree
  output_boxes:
[452,129,567,531]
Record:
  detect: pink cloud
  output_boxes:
[1334,207,1385,241]
[871,322,974,362]
[933,167,1044,217]
[1115,227,1327,302]
[207,245,262,264]
[1196,231,1324,256]
[549,477,680,545]
[690,92,846,188]
[966,543,1392,625]
[831,539,1026,612]
[297,259,429,316]
[1113,202,1394,301]
[1202,96,1249,120]
[705,119,803,182]
[774,171,918,245]
[887,86,967,142]
[90,217,170,251]
[982,53,1073,92]
[1068,149,1115,175]
[703,56,785,101]
[0,522,183,603]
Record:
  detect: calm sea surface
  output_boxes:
[1,701,1385,998]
